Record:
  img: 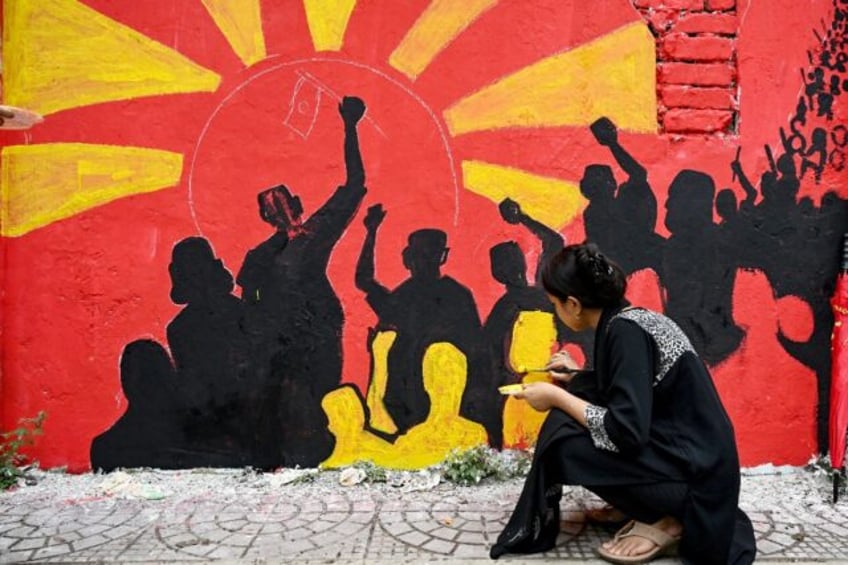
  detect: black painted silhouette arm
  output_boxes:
[339,96,366,189]
[499,198,563,285]
[300,96,368,254]
[591,117,647,183]
[730,159,757,204]
[356,204,391,306]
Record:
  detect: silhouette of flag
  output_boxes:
[284,76,322,138]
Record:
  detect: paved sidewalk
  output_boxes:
[1,466,846,563]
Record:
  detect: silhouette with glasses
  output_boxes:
[356,204,484,436]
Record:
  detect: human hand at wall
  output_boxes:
[545,350,581,382]
[514,382,565,412]
[339,96,366,126]
[0,105,43,129]
[498,198,522,224]
[364,204,385,231]
[0,108,14,126]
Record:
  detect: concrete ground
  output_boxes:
[1,464,846,563]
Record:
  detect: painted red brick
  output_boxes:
[660,85,736,109]
[661,33,735,62]
[645,9,678,34]
[674,13,739,35]
[659,62,736,86]
[632,0,702,8]
[668,0,705,8]
[705,0,736,10]
[663,109,734,132]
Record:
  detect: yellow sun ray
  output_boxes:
[303,0,357,52]
[443,22,656,136]
[201,0,267,67]
[2,0,221,116]
[1,144,183,237]
[389,0,498,80]
[461,160,584,230]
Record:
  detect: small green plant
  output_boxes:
[442,445,532,486]
[352,460,388,483]
[0,411,47,490]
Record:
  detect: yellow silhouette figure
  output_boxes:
[392,342,488,468]
[321,341,486,470]
[321,384,395,468]
[503,311,558,448]
[365,330,398,435]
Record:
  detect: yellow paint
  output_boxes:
[303,0,357,52]
[321,342,486,469]
[443,22,656,136]
[1,144,183,237]
[392,342,488,468]
[365,330,399,435]
[389,0,498,80]
[321,386,396,468]
[462,160,585,230]
[201,0,267,66]
[2,0,221,116]
[503,311,558,448]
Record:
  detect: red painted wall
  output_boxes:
[1,0,846,471]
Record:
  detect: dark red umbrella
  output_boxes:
[829,233,848,502]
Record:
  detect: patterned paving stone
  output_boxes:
[1,468,847,563]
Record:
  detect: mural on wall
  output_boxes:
[1,0,847,472]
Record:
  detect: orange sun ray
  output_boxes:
[1,144,183,237]
[461,160,585,230]
[443,22,656,136]
[302,0,358,52]
[389,0,499,80]
[2,0,221,116]
[200,0,267,67]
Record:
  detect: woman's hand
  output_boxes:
[545,350,581,383]
[514,382,565,412]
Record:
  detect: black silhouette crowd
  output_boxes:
[92,5,848,470]
[580,0,848,448]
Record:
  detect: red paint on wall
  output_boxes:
[713,270,818,465]
[0,0,845,471]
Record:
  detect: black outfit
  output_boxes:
[491,302,756,564]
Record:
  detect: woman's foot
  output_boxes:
[597,517,682,564]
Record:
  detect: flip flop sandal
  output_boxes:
[596,520,681,564]
[584,505,629,526]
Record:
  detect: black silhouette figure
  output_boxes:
[356,204,483,436]
[90,340,187,471]
[800,127,829,182]
[166,236,254,466]
[579,163,618,256]
[662,170,743,365]
[237,96,369,467]
[582,117,662,275]
[480,198,579,448]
